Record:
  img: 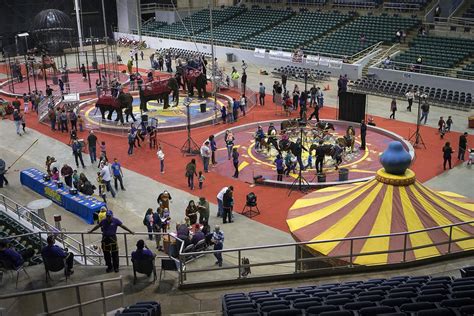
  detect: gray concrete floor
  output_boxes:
[0,48,472,315]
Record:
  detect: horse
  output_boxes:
[336,136,354,153]
[309,143,335,158]
[315,121,335,131]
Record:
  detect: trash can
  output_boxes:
[317,173,326,183]
[141,114,148,124]
[200,102,207,113]
[339,168,349,181]
[226,53,236,62]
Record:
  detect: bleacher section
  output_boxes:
[222,275,474,316]
[0,213,43,266]
[305,15,420,57]
[393,36,474,70]
[350,77,473,110]
[463,3,474,19]
[241,11,350,51]
[458,63,474,80]
[142,20,167,33]
[273,65,331,82]
[195,8,293,45]
[384,0,432,11]
[149,7,245,38]
[333,0,379,9]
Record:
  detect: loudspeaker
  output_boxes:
[338,92,366,123]
[200,103,206,113]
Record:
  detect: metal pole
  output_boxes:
[24,55,31,94]
[349,239,354,267]
[402,233,408,262]
[209,0,217,113]
[447,225,453,254]
[74,0,84,51]
[136,0,142,41]
[85,51,92,90]
[32,61,37,91]
[42,55,48,90]
[101,0,108,37]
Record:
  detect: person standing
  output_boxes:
[209,135,217,165]
[442,142,454,170]
[360,120,367,150]
[185,200,199,225]
[458,132,468,161]
[200,141,211,173]
[275,154,284,181]
[72,139,86,168]
[281,73,287,92]
[13,109,22,136]
[258,83,265,106]
[100,162,116,198]
[185,159,198,190]
[315,141,325,174]
[80,64,87,80]
[222,187,234,224]
[0,158,9,188]
[446,116,453,132]
[389,98,397,119]
[217,186,231,218]
[127,130,134,156]
[241,71,247,93]
[405,89,414,112]
[232,148,239,178]
[197,197,210,224]
[157,146,165,173]
[230,67,240,89]
[111,158,126,191]
[292,85,300,111]
[87,131,98,163]
[22,93,29,113]
[143,208,155,240]
[69,110,77,131]
[224,130,235,160]
[212,225,224,267]
[60,110,68,133]
[61,164,74,187]
[88,210,134,273]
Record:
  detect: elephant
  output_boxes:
[184,70,207,99]
[139,77,179,111]
[95,92,131,123]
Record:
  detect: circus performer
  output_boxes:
[254,125,265,152]
[157,190,172,211]
[267,123,280,154]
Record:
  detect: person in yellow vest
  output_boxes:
[231,67,240,89]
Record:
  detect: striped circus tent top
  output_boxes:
[287,142,474,266]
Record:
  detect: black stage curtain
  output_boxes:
[338,92,366,123]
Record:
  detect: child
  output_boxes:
[23,93,29,113]
[100,141,108,160]
[51,167,60,181]
[446,116,453,132]
[78,115,84,132]
[198,171,205,189]
[157,146,165,173]
[72,170,79,188]
[97,172,107,204]
[438,116,446,139]
[305,154,313,169]
[21,114,26,133]
[468,148,474,166]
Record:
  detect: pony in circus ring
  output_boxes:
[337,126,356,153]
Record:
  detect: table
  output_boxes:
[20,168,105,224]
[26,199,52,224]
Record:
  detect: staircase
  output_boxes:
[361,44,399,76]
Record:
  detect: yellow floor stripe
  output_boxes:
[290,180,374,210]
[415,183,474,222]
[309,182,384,255]
[399,187,440,260]
[287,180,378,232]
[354,185,393,265]
[410,185,472,250]
[238,161,249,172]
[437,191,467,198]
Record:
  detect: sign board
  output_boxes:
[254,48,266,59]
[269,50,292,62]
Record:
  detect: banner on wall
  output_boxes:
[329,59,343,69]
[254,48,266,58]
[319,57,330,66]
[306,55,320,65]
[269,50,292,61]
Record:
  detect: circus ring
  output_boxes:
[212,119,415,187]
[78,91,230,133]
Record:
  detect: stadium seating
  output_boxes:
[142,20,167,34]
[305,15,420,57]
[149,7,245,38]
[155,48,210,60]
[222,275,474,316]
[384,0,432,11]
[0,213,43,266]
[463,3,474,19]
[241,11,350,52]
[350,77,473,110]
[457,62,474,80]
[393,35,474,70]
[333,0,380,9]
[288,0,327,5]
[273,65,331,82]
[196,8,294,45]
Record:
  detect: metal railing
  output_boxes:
[0,194,102,265]
[377,60,474,80]
[0,276,123,315]
[177,220,474,286]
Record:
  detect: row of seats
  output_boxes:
[196,8,293,44]
[141,20,167,34]
[0,213,43,266]
[393,35,474,69]
[115,301,161,316]
[350,78,473,110]
[457,62,474,80]
[333,0,379,9]
[155,48,210,60]
[463,3,474,19]
[288,0,327,5]
[273,65,331,81]
[241,11,350,52]
[383,0,431,11]
[305,15,420,57]
[223,274,474,316]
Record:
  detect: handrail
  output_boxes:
[0,193,102,265]
[377,59,474,79]
[0,276,124,315]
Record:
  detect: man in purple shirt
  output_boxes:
[88,210,134,273]
[191,224,205,245]
[41,235,74,275]
[0,240,34,269]
[131,239,155,262]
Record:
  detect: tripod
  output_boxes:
[180,97,200,155]
[288,127,310,195]
[408,94,426,149]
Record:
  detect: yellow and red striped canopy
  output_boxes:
[287,170,474,265]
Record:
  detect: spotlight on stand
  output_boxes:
[241,192,260,218]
